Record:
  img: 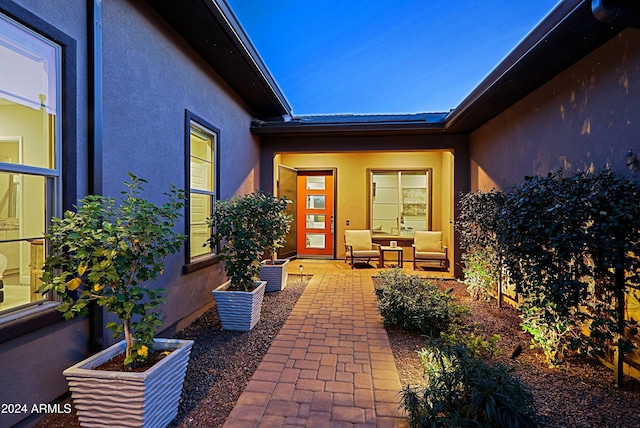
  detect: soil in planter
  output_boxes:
[224,282,263,292]
[94,349,175,373]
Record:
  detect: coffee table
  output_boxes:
[379,246,403,268]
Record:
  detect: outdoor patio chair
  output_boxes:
[344,230,381,269]
[412,231,448,269]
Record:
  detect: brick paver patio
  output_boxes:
[222,260,412,427]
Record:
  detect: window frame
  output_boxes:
[183,110,220,273]
[0,3,76,344]
[367,168,433,236]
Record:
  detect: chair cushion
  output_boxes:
[415,251,446,260]
[345,230,373,251]
[414,231,443,252]
[352,250,380,258]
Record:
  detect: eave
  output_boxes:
[443,0,626,133]
[145,0,291,118]
[251,0,633,137]
[250,113,451,137]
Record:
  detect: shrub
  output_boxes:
[520,304,583,366]
[402,339,537,428]
[460,248,500,300]
[460,169,640,366]
[374,269,468,335]
[497,169,640,364]
[457,189,505,300]
[441,325,501,358]
[206,191,289,291]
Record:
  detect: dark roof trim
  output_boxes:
[251,0,629,136]
[145,0,291,118]
[250,113,450,136]
[443,0,625,133]
[213,0,292,114]
[592,0,640,28]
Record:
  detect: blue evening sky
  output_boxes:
[227,0,561,115]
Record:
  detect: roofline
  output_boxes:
[213,0,292,115]
[444,0,584,129]
[252,0,627,136]
[443,0,626,132]
[145,0,292,118]
[250,114,451,136]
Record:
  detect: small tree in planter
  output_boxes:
[262,194,291,264]
[207,191,289,329]
[38,173,192,427]
[40,173,186,366]
[259,194,291,291]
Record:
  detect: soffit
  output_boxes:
[145,0,291,118]
[443,0,625,132]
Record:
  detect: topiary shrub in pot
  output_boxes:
[258,194,291,292]
[39,173,192,428]
[207,191,290,329]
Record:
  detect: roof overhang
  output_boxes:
[144,0,291,118]
[251,0,637,137]
[443,0,631,133]
[145,0,639,134]
[250,113,451,137]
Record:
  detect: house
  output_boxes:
[0,0,638,426]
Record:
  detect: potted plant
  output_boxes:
[259,194,292,292]
[39,173,192,428]
[207,191,289,330]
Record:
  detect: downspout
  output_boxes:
[592,0,640,28]
[88,0,104,354]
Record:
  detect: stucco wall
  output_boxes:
[101,0,260,339]
[470,28,640,191]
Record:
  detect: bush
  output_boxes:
[520,304,582,366]
[457,189,505,300]
[461,249,500,300]
[459,169,640,365]
[402,339,537,428]
[441,324,501,358]
[206,191,289,290]
[374,269,468,335]
[498,170,640,363]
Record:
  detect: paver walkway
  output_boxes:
[223,261,410,427]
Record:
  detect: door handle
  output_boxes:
[331,215,334,235]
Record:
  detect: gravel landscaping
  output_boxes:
[34,275,310,428]
[388,278,640,428]
[35,272,640,428]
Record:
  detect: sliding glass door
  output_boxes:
[369,169,431,237]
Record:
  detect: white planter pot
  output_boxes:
[260,259,290,292]
[63,338,193,428]
[212,280,266,331]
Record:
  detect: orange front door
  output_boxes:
[296,172,334,257]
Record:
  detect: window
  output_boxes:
[186,112,218,263]
[0,12,62,320]
[369,169,431,237]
